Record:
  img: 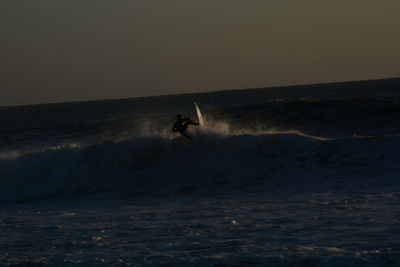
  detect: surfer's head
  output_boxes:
[176,114,182,119]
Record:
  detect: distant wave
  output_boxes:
[1,131,399,203]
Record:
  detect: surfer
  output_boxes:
[172,114,199,139]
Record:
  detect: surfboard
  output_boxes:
[194,101,204,126]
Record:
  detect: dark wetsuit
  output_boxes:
[173,117,198,139]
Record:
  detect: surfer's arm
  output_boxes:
[182,118,191,122]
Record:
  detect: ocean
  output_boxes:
[1,78,400,266]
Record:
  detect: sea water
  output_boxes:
[1,79,400,266]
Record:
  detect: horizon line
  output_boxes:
[2,76,399,109]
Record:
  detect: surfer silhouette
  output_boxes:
[172,114,199,139]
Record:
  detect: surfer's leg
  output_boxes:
[181,123,189,131]
[180,131,192,139]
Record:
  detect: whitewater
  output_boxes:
[0,79,400,266]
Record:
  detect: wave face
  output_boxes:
[0,78,399,202]
[1,132,399,202]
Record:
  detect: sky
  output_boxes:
[1,1,399,106]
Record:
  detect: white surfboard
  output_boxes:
[194,101,204,126]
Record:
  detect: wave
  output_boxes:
[2,95,400,152]
[209,97,400,137]
[1,130,399,203]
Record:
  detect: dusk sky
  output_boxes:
[1,0,399,106]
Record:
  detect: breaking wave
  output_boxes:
[1,129,399,203]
